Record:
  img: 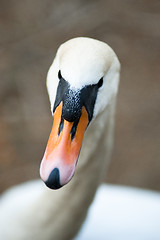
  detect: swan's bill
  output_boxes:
[40,102,88,189]
[40,37,120,190]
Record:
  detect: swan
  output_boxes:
[0,37,160,240]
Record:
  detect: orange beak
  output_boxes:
[40,102,89,189]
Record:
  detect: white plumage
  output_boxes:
[1,181,160,240]
[76,184,160,240]
[0,37,160,240]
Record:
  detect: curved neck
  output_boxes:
[25,98,116,240]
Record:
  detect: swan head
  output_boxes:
[40,37,120,189]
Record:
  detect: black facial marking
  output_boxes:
[58,115,64,136]
[62,88,82,122]
[53,78,100,121]
[80,84,99,122]
[58,70,62,79]
[53,77,69,113]
[98,77,103,88]
[53,72,103,139]
[71,117,80,141]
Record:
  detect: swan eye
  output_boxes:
[97,77,103,88]
[58,70,62,79]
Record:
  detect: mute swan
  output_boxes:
[0,37,160,240]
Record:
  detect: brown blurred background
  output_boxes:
[0,0,160,193]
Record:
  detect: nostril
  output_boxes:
[45,168,62,190]
[71,118,80,141]
[58,116,64,136]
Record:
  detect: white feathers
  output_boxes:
[75,184,160,240]
[57,37,115,88]
[46,37,120,118]
[0,37,122,240]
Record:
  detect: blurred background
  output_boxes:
[0,0,160,193]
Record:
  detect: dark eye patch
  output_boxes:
[54,73,103,125]
[97,77,103,88]
[58,70,62,79]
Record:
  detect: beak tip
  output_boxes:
[44,168,62,190]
